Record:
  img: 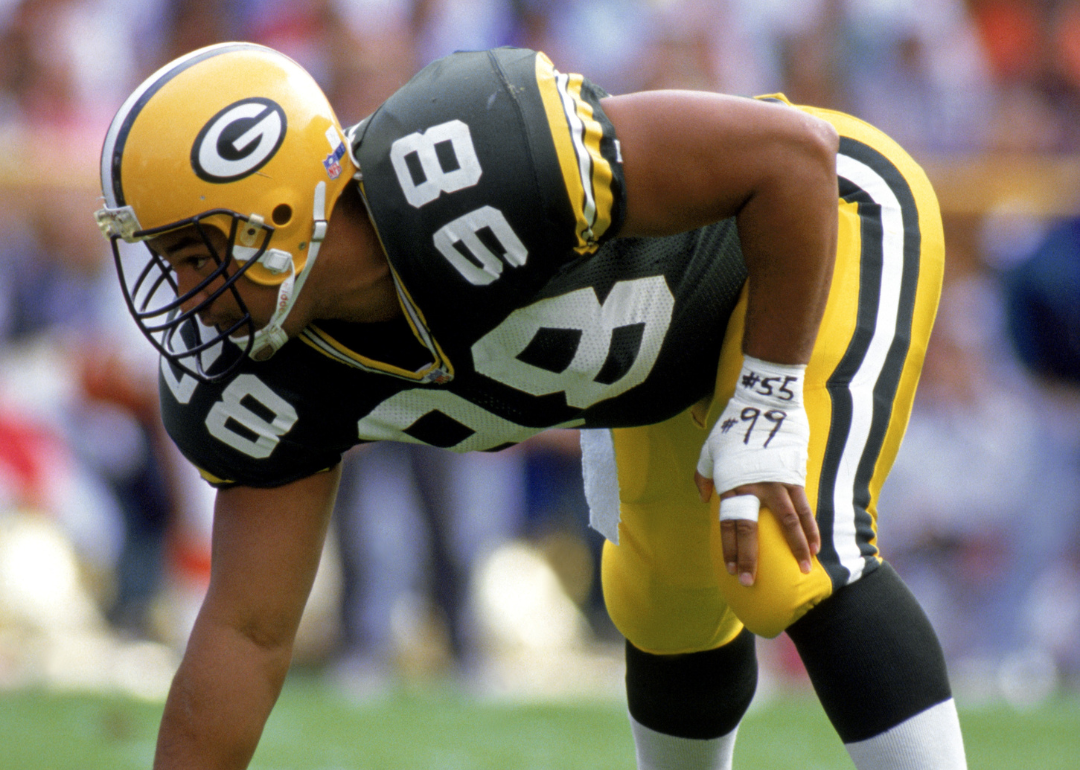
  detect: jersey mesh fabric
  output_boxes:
[159,49,749,488]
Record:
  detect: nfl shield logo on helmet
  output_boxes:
[323,125,346,179]
[324,142,344,179]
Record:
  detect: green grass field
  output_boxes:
[3,674,1079,769]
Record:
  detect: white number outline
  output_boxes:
[205,374,299,459]
[356,389,549,452]
[388,120,529,284]
[389,119,482,208]
[432,205,528,285]
[357,277,674,449]
[471,277,674,408]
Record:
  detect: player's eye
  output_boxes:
[172,254,211,273]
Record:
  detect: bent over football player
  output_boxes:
[95,43,967,770]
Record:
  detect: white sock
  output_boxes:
[845,699,967,770]
[629,713,738,770]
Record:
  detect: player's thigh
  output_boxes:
[703,108,944,637]
[601,410,744,655]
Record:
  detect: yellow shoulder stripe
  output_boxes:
[534,52,615,254]
[300,325,431,380]
[197,466,232,486]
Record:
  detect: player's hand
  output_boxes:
[695,355,819,585]
[694,479,819,586]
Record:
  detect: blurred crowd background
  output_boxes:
[1,0,1078,709]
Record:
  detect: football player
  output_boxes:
[95,43,967,770]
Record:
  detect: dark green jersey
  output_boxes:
[160,48,747,488]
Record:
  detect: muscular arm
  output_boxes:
[154,466,341,770]
[601,91,839,365]
[602,91,837,579]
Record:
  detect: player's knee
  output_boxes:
[626,630,758,739]
[716,572,824,638]
[602,539,743,654]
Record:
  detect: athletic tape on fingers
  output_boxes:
[719,494,760,523]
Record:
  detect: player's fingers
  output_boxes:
[789,485,820,557]
[720,519,739,574]
[762,485,813,574]
[718,493,760,585]
[734,519,758,587]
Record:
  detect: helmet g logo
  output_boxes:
[191,97,287,183]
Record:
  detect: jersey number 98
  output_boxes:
[390,120,528,286]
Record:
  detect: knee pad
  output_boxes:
[709,502,835,638]
[787,562,953,742]
[626,629,757,739]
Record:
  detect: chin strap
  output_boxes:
[240,181,329,362]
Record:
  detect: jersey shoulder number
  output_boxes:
[158,338,362,488]
[349,48,625,312]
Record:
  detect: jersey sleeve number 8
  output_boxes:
[205,374,299,459]
[389,120,528,286]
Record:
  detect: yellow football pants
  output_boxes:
[601,101,945,653]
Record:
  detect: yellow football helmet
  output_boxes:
[95,41,356,381]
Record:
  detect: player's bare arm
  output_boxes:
[601,91,837,361]
[154,468,340,770]
[602,92,836,583]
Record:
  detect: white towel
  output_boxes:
[580,428,621,544]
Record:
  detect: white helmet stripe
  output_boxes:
[99,42,269,208]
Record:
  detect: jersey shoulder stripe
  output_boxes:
[196,465,232,486]
[387,263,455,382]
[298,327,424,380]
[533,52,618,253]
[298,263,455,385]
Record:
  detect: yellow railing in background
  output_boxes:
[918,154,1080,218]
[2,122,1079,220]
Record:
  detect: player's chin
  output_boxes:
[227,314,274,339]
[225,320,256,338]
[195,311,224,329]
[199,311,243,335]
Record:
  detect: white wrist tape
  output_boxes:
[719,494,761,523]
[697,355,810,495]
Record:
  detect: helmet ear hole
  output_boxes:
[272,204,292,226]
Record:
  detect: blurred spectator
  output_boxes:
[517,0,659,94]
[520,430,614,639]
[161,0,237,64]
[1001,216,1080,687]
[0,181,176,638]
[2,0,1080,700]
[1004,216,1080,387]
[0,0,162,128]
[0,0,180,642]
[970,0,1080,150]
[331,443,527,688]
[840,0,996,152]
[410,0,523,65]
[879,274,1080,697]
